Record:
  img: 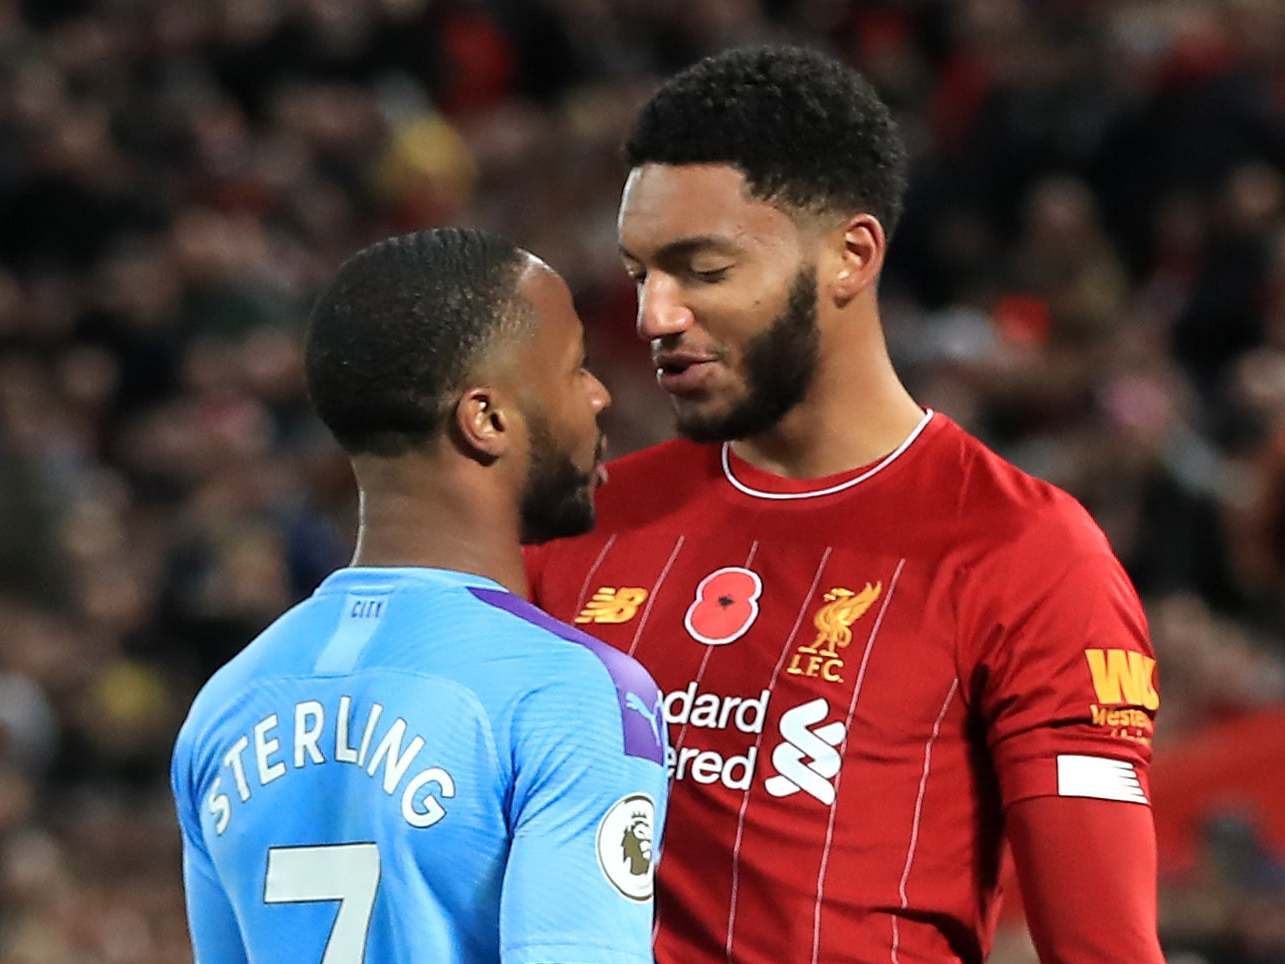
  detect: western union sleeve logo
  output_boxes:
[1084,649,1158,746]
[1084,649,1160,710]
[576,587,649,625]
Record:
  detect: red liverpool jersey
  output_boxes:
[526,411,1158,964]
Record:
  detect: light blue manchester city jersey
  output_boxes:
[171,567,668,964]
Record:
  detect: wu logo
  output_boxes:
[576,587,649,625]
[1084,649,1160,710]
[764,698,846,805]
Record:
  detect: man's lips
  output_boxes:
[653,350,720,395]
[591,437,609,486]
[653,349,718,372]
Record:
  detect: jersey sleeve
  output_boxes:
[171,721,249,964]
[500,653,668,964]
[1008,796,1164,962]
[960,498,1158,809]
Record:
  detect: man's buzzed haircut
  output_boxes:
[625,46,909,235]
[306,228,530,456]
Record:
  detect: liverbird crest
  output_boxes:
[810,582,883,658]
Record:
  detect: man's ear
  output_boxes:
[827,213,887,307]
[452,386,516,463]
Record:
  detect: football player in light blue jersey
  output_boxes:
[171,228,668,964]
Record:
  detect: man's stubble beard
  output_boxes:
[519,411,600,545]
[675,265,820,443]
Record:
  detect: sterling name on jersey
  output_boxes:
[171,567,668,964]
[526,411,1158,964]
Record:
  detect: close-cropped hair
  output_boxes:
[625,45,909,235]
[305,227,530,456]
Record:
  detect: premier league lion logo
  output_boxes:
[598,794,657,900]
[621,810,653,876]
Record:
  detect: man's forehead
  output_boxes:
[622,162,751,200]
[617,163,792,254]
[618,233,743,261]
[517,256,570,307]
[516,259,580,351]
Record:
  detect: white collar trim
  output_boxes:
[720,409,935,501]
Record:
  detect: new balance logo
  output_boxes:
[764,698,846,804]
[576,587,649,624]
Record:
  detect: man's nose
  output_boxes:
[636,275,693,341]
[587,370,611,414]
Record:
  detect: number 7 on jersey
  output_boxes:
[264,843,381,964]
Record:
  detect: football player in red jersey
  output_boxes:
[526,46,1164,963]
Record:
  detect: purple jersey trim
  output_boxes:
[468,587,664,765]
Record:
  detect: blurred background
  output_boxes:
[0,0,1283,960]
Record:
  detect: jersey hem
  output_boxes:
[501,942,654,963]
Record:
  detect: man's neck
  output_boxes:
[729,347,924,480]
[349,459,528,596]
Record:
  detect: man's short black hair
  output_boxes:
[305,228,530,456]
[625,46,909,235]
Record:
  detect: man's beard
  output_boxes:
[676,265,820,443]
[519,413,601,545]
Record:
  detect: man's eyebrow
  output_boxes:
[565,328,586,366]
[618,235,740,263]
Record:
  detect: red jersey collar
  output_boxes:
[719,409,936,500]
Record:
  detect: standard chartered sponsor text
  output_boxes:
[664,683,770,789]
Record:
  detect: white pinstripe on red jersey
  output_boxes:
[725,546,833,961]
[627,535,686,658]
[891,678,961,963]
[813,556,907,964]
[571,533,617,614]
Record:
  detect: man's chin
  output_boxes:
[673,387,799,443]
[519,491,597,545]
[670,396,721,438]
[520,517,595,546]
[674,403,752,443]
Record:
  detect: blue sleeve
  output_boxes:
[172,724,249,964]
[500,663,669,964]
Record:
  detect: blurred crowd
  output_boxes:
[0,0,1283,961]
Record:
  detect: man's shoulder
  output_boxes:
[470,589,664,764]
[416,585,654,700]
[469,587,659,696]
[941,419,1110,557]
[179,604,309,732]
[178,582,609,718]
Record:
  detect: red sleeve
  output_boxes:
[1008,796,1163,962]
[960,498,1158,808]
